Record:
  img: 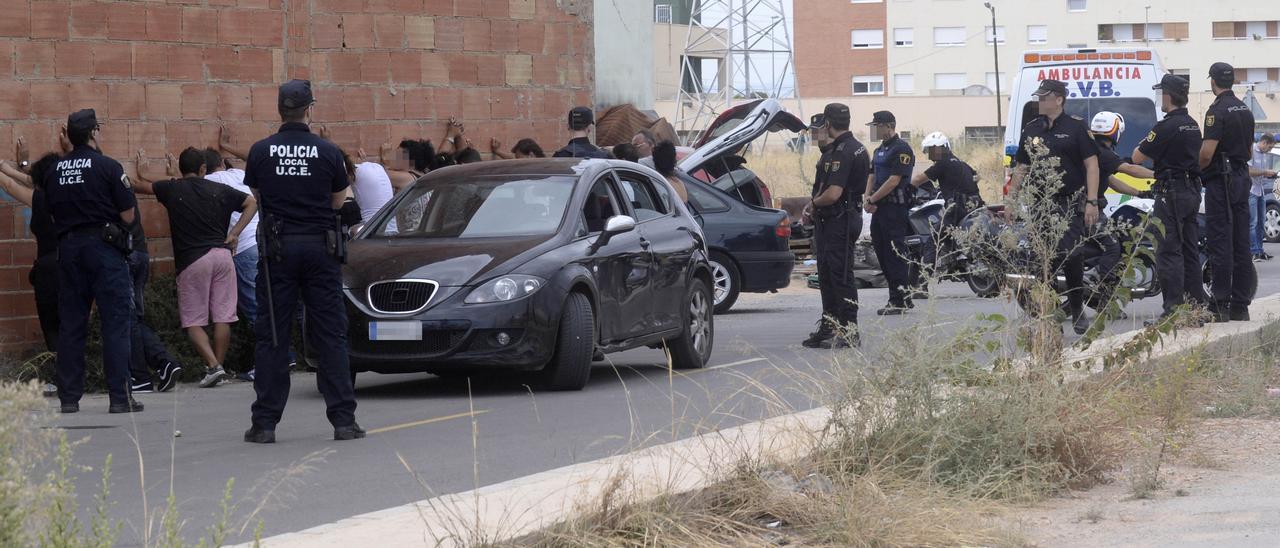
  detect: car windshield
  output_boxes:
[1019,97,1157,161]
[368,176,575,239]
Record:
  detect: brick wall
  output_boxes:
[0,0,594,354]
[794,0,886,97]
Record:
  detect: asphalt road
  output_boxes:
[51,246,1280,546]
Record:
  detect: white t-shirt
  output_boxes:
[352,162,394,223]
[204,168,259,255]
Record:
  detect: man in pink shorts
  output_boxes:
[135,147,258,387]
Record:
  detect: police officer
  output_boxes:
[1008,79,1102,335]
[1198,63,1256,322]
[45,109,142,414]
[1131,74,1207,325]
[863,111,916,314]
[552,107,610,159]
[243,80,362,443]
[802,103,870,349]
[909,131,984,269]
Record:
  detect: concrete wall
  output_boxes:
[653,22,727,103]
[594,0,653,109]
[0,0,595,353]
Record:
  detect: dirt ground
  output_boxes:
[1014,417,1280,547]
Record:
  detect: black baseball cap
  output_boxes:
[67,109,99,133]
[822,103,851,126]
[1152,74,1190,98]
[1032,79,1068,97]
[865,110,895,126]
[278,79,314,109]
[1208,62,1235,84]
[568,106,594,130]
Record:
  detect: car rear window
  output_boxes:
[369,176,575,239]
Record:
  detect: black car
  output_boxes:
[340,159,715,391]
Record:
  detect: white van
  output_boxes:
[1003,48,1168,192]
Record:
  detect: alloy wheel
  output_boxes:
[709,260,732,305]
[690,288,712,357]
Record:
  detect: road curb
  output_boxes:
[244,295,1280,547]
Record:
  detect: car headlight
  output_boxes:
[464,275,545,304]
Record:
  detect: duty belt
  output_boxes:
[1152,176,1200,194]
[59,224,107,241]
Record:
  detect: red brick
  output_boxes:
[421,52,448,83]
[238,48,274,83]
[490,19,518,52]
[238,0,269,8]
[373,89,404,120]
[66,80,107,113]
[15,41,55,77]
[544,21,568,54]
[255,11,284,47]
[405,16,433,49]
[341,14,373,48]
[93,43,133,79]
[250,86,279,121]
[314,0,362,14]
[357,123,390,150]
[215,85,253,120]
[10,240,35,265]
[182,7,219,44]
[424,0,451,15]
[0,81,30,120]
[108,82,145,120]
[181,84,215,120]
[0,41,12,76]
[463,19,490,51]
[476,55,503,86]
[53,41,95,78]
[461,87,490,121]
[434,18,463,51]
[360,51,389,82]
[447,54,477,85]
[28,82,68,119]
[403,87,433,119]
[373,14,403,48]
[455,0,481,16]
[367,0,421,13]
[311,14,343,49]
[482,0,507,17]
[218,8,255,45]
[490,88,518,119]
[531,54,558,86]
[204,46,238,81]
[389,51,422,84]
[29,1,69,39]
[0,0,28,38]
[146,84,183,119]
[311,88,343,121]
[517,21,544,54]
[71,2,109,39]
[107,2,147,40]
[327,52,361,84]
[433,87,461,118]
[146,6,183,42]
[167,45,205,81]
[342,87,374,122]
[138,199,169,237]
[129,121,168,154]
[509,0,535,20]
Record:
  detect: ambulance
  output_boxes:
[1003,48,1168,194]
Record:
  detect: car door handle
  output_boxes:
[639,237,651,249]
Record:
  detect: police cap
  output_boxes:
[1208,62,1235,85]
[1152,73,1190,99]
[278,79,315,109]
[865,110,896,126]
[67,109,99,133]
[822,103,851,126]
[568,106,594,130]
[1031,79,1068,98]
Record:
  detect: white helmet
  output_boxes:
[922,131,951,150]
[1089,111,1125,141]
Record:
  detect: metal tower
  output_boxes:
[673,0,800,145]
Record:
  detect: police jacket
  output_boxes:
[923,151,981,200]
[1015,114,1098,198]
[872,135,914,204]
[1137,107,1201,177]
[44,145,136,237]
[1203,91,1255,172]
[243,122,349,236]
[552,137,609,159]
[811,132,870,217]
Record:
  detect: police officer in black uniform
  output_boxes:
[864,111,916,314]
[909,131,984,268]
[1131,74,1207,324]
[802,103,870,349]
[243,80,362,443]
[1008,79,1102,335]
[45,109,142,414]
[1198,63,1256,322]
[552,107,610,159]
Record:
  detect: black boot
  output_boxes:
[108,397,144,414]
[802,321,835,348]
[1230,305,1250,322]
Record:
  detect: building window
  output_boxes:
[934,72,967,90]
[984,26,1006,44]
[1170,68,1191,76]
[894,73,915,94]
[851,0,883,3]
[853,75,885,95]
[1215,20,1280,40]
[894,27,914,47]
[933,27,966,47]
[1067,0,1086,11]
[985,72,1006,93]
[851,29,885,49]
[1098,23,1184,43]
[654,4,672,24]
[1027,25,1048,44]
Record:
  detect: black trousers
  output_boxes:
[814,212,861,327]
[1153,186,1207,315]
[30,252,60,352]
[1052,203,1088,315]
[930,194,984,267]
[251,237,356,430]
[57,236,133,405]
[1204,167,1255,308]
[128,250,175,384]
[871,204,911,305]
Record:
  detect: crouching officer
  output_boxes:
[1131,74,1207,325]
[864,111,916,314]
[46,110,142,414]
[802,103,871,349]
[243,80,362,443]
[909,131,984,269]
[1198,63,1256,322]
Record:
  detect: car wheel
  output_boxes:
[708,252,741,314]
[668,278,714,370]
[1266,203,1280,243]
[966,260,1000,298]
[537,292,595,391]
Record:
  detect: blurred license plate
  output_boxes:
[369,321,421,341]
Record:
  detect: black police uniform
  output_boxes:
[125,208,179,389]
[44,112,137,409]
[1015,111,1099,318]
[1137,106,1205,316]
[1084,139,1128,285]
[869,134,915,307]
[1202,89,1256,316]
[922,151,984,261]
[244,87,357,434]
[552,137,610,159]
[811,132,871,336]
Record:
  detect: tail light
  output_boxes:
[759,181,773,208]
[776,216,791,239]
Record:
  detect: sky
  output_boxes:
[695,0,797,97]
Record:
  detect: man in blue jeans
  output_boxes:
[1249,134,1277,261]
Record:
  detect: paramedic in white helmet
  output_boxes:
[1088,111,1154,208]
[909,131,985,267]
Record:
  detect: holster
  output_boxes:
[256,214,284,263]
[101,223,132,255]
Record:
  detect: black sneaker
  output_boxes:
[60,402,79,414]
[156,361,182,392]
[108,397,144,414]
[1264,253,1274,261]
[334,423,367,441]
[1211,304,1230,323]
[244,426,276,444]
[131,380,154,394]
[1072,312,1090,335]
[1230,306,1250,322]
[876,304,907,316]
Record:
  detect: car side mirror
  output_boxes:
[590,215,635,253]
